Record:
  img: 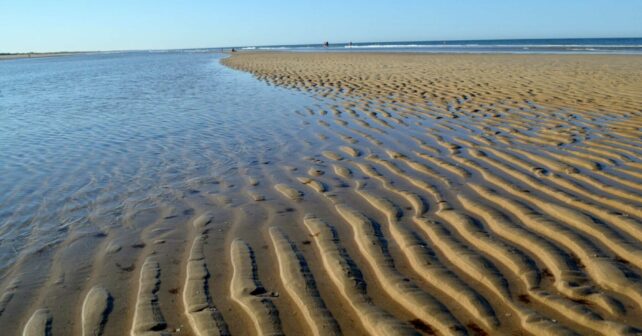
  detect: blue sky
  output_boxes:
[1,0,641,52]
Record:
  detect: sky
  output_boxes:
[1,0,642,53]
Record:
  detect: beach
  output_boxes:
[1,51,642,335]
[0,52,80,61]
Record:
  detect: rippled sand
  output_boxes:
[4,52,642,335]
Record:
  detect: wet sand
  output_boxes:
[3,52,642,335]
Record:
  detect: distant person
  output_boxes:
[348,41,353,48]
[231,48,236,52]
[323,41,329,48]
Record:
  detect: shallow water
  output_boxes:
[0,52,314,271]
[2,51,642,335]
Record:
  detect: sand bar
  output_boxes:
[2,51,642,335]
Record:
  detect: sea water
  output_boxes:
[239,37,642,54]
[0,52,314,271]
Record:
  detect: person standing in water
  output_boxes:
[323,41,329,48]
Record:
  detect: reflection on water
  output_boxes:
[0,52,314,271]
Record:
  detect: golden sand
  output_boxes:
[221,53,642,335]
[4,52,642,335]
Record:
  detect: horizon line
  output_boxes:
[3,35,641,55]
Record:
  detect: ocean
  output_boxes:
[238,37,642,54]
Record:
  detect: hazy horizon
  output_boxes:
[2,36,642,55]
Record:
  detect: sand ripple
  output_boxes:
[2,52,642,335]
